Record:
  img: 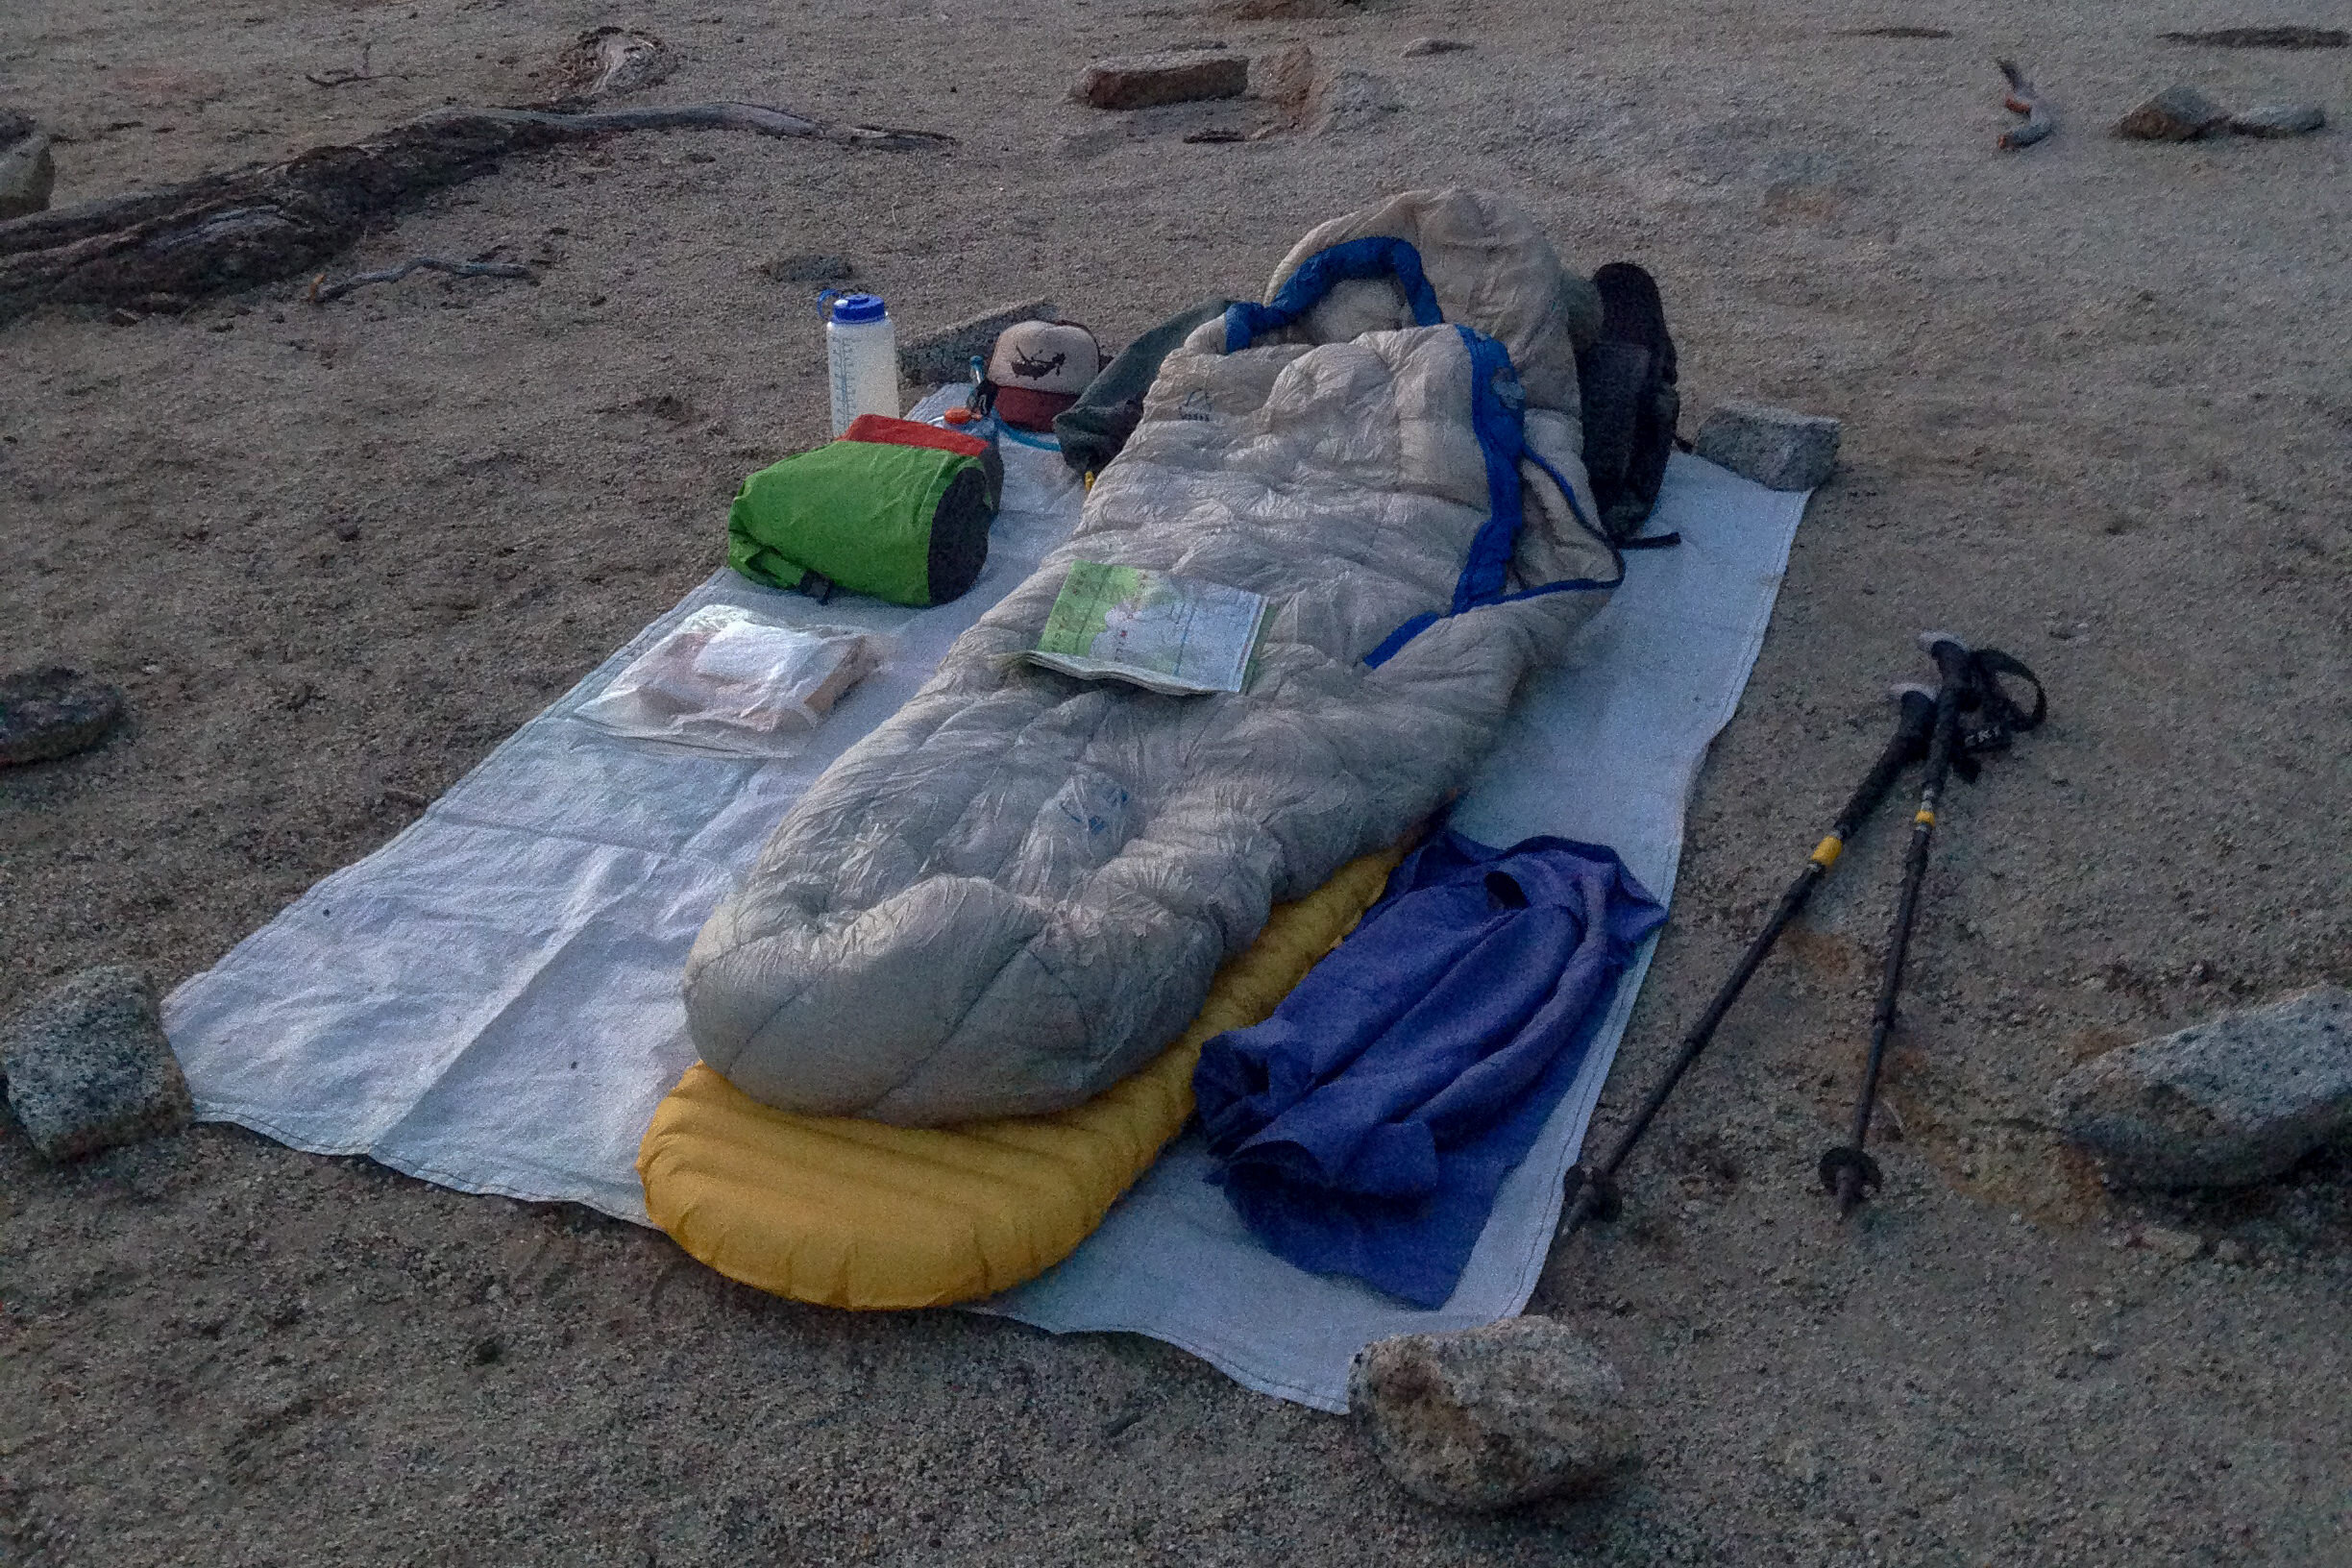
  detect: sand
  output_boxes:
[2,0,2347,1560]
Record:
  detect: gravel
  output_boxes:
[1,0,2347,1558]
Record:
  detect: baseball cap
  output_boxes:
[986,320,1102,431]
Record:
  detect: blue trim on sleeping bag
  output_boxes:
[1222,235,1444,354]
[1361,333,1626,668]
[1213,234,1625,667]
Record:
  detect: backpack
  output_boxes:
[1576,262,1680,542]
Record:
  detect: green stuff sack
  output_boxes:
[727,434,994,608]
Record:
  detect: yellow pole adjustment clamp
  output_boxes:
[1809,835,1844,869]
[1914,808,1937,826]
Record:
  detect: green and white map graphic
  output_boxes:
[1027,561,1272,696]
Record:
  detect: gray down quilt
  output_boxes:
[685,188,1624,1124]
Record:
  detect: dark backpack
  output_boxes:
[1576,262,1680,542]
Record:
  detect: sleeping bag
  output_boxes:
[685,187,1626,1125]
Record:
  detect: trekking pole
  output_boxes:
[1819,632,1974,1219]
[1556,680,1940,1239]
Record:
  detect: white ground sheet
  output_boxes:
[166,421,1805,1413]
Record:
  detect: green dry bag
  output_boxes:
[727,425,995,608]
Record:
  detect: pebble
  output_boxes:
[0,667,125,767]
[2136,1224,2207,1262]
[0,129,54,220]
[1692,403,1843,490]
[2228,102,2325,137]
[1402,37,1472,58]
[1257,42,1319,124]
[0,967,194,1162]
[2115,85,2230,140]
[1309,70,1404,135]
[1348,1318,1638,1510]
[896,298,1060,389]
[2051,986,2351,1188]
[1073,50,1249,112]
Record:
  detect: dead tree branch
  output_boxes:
[0,101,952,325]
[309,256,533,302]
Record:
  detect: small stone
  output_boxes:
[0,130,55,220]
[0,967,193,1162]
[1310,69,1403,135]
[1073,50,1250,112]
[1256,42,1319,124]
[2051,986,2352,1188]
[1693,403,1843,490]
[1402,37,1472,58]
[2115,85,2230,140]
[897,297,1059,388]
[759,252,854,283]
[2136,1224,2207,1262]
[2213,1238,2251,1266]
[0,668,125,767]
[551,26,669,100]
[2228,102,2325,137]
[1348,1319,1638,1510]
[1777,1438,1825,1485]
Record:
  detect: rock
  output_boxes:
[2135,1223,2207,1261]
[0,667,124,766]
[1310,69,1403,135]
[759,252,855,283]
[1402,37,1472,58]
[0,109,35,147]
[1256,42,1319,124]
[551,26,670,100]
[0,967,193,1162]
[0,130,55,221]
[1347,1319,1638,1510]
[1073,50,1249,112]
[2229,102,2326,137]
[897,298,1061,389]
[1692,403,1842,490]
[2115,85,2230,140]
[2052,986,2352,1188]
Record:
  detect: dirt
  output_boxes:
[3,0,2348,1561]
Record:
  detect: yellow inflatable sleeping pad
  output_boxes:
[638,844,1406,1310]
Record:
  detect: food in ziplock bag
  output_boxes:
[572,604,886,758]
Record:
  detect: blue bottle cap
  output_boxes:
[828,292,887,324]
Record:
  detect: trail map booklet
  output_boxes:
[1025,561,1273,697]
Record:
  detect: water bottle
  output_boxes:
[822,292,900,436]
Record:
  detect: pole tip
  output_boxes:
[1834,1165,1865,1220]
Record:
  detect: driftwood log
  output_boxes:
[0,102,950,325]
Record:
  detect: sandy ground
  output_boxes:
[3,0,2349,1560]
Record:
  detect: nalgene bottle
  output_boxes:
[822,292,900,436]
